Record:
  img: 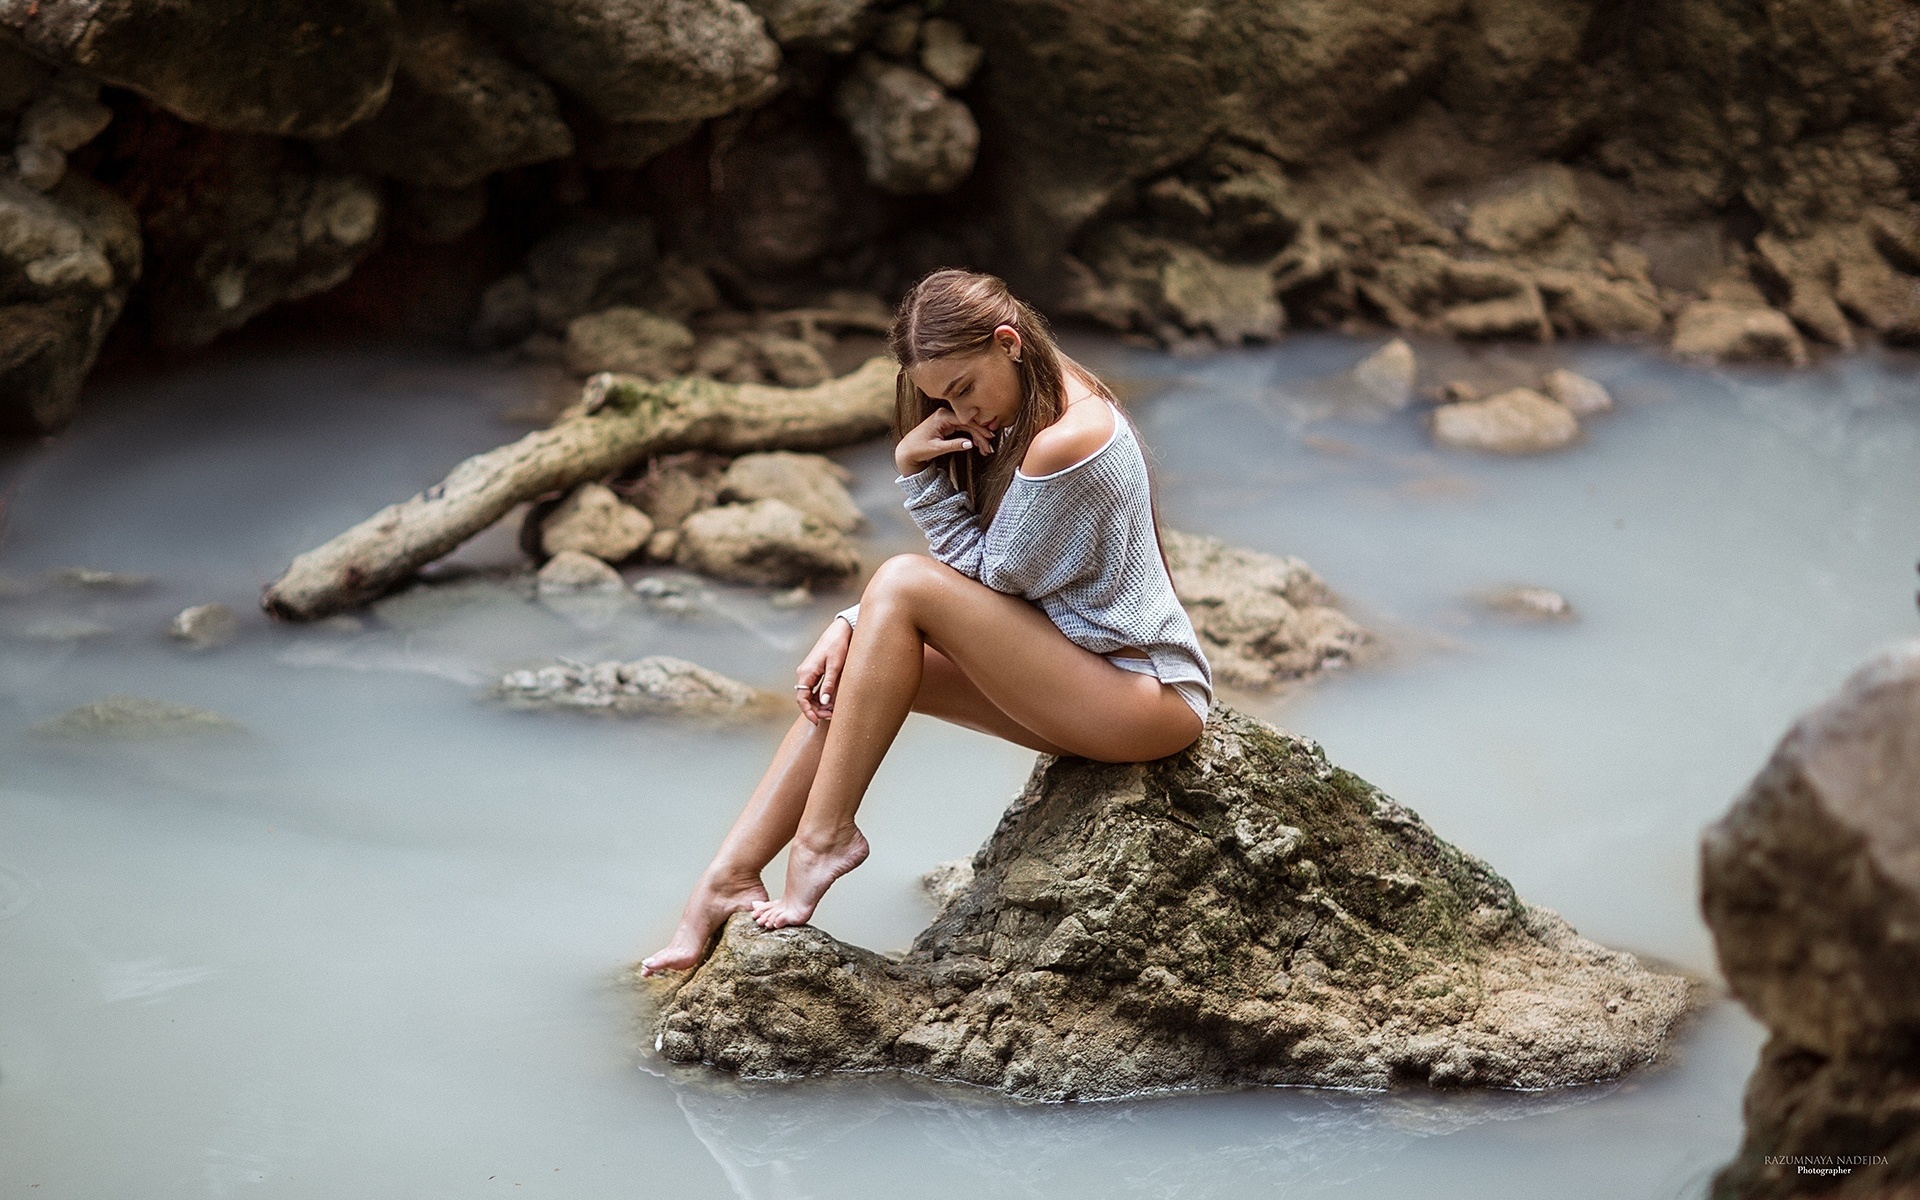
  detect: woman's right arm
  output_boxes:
[894,408,998,578]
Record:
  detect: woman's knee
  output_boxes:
[861,553,952,613]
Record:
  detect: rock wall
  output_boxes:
[639,706,1694,1101]
[1701,642,1920,1198]
[7,0,1920,432]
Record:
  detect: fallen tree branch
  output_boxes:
[262,357,898,621]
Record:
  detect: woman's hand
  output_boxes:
[895,407,996,476]
[794,615,854,723]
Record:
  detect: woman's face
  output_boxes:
[907,325,1023,442]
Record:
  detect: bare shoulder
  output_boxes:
[1022,392,1117,477]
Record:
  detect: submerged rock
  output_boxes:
[676,498,861,588]
[1430,388,1579,454]
[535,549,627,592]
[639,707,1694,1099]
[1703,642,1920,1198]
[496,655,776,719]
[168,603,240,650]
[1670,301,1809,367]
[1351,338,1416,409]
[1162,529,1369,690]
[33,695,242,738]
[1539,368,1612,417]
[1481,586,1575,622]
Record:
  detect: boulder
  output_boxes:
[1539,368,1612,417]
[0,0,399,139]
[1703,642,1920,1198]
[138,132,381,348]
[1156,243,1284,344]
[918,18,984,90]
[329,0,574,189]
[1532,269,1666,337]
[1430,388,1579,455]
[535,548,627,592]
[563,307,696,378]
[676,498,860,587]
[1351,338,1416,409]
[835,55,979,195]
[751,334,832,388]
[625,452,727,529]
[716,451,864,532]
[1439,288,1553,342]
[459,0,782,123]
[33,695,242,738]
[744,0,875,53]
[639,706,1695,1098]
[1161,529,1370,690]
[0,173,142,432]
[168,603,240,650]
[1464,165,1583,255]
[1670,301,1809,367]
[539,481,655,562]
[495,655,777,719]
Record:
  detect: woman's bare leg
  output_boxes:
[753,554,1203,928]
[639,715,826,974]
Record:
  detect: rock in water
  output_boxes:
[539,482,654,563]
[33,695,242,738]
[1670,301,1809,367]
[1430,388,1580,454]
[168,603,240,650]
[676,499,860,587]
[496,656,775,719]
[535,549,626,592]
[639,707,1693,1099]
[1540,368,1613,417]
[1352,338,1416,409]
[716,451,864,532]
[1161,529,1370,690]
[1702,642,1920,1198]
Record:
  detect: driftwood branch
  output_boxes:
[262,356,898,621]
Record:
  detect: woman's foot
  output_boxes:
[640,871,769,976]
[751,826,870,929]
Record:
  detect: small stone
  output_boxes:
[1670,300,1808,366]
[1540,368,1612,416]
[1352,338,1416,409]
[716,451,863,533]
[645,528,682,562]
[562,307,696,378]
[12,142,65,191]
[168,603,240,650]
[919,18,984,89]
[535,549,626,593]
[14,617,112,643]
[33,695,242,739]
[873,8,921,58]
[753,334,832,388]
[633,572,711,615]
[539,481,654,563]
[626,453,724,529]
[50,567,153,591]
[676,499,860,588]
[1431,388,1580,454]
[1482,586,1576,621]
[769,584,813,609]
[19,90,113,153]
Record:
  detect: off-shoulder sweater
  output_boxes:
[836,400,1213,725]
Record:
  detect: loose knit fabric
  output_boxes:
[838,401,1213,725]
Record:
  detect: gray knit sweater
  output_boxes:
[837,401,1213,724]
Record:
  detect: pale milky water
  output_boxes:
[0,334,1913,1198]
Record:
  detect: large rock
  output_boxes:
[834,55,979,195]
[0,174,142,432]
[496,655,777,719]
[539,481,655,562]
[675,498,860,587]
[459,0,782,123]
[1162,529,1369,691]
[716,451,863,532]
[1702,642,1920,1198]
[1670,301,1810,367]
[639,707,1694,1099]
[329,0,574,189]
[563,307,696,378]
[1430,388,1580,455]
[0,0,400,139]
[137,130,382,348]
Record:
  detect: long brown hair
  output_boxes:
[888,269,1117,522]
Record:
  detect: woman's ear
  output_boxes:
[995,323,1023,363]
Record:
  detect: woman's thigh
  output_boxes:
[870,555,1202,762]
[912,646,1070,755]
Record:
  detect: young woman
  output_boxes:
[641,269,1212,975]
